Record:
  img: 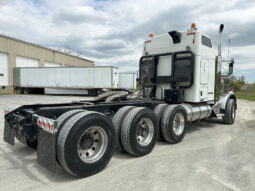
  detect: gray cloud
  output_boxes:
[0,0,254,82]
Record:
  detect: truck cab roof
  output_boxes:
[143,27,216,59]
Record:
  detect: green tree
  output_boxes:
[229,75,245,91]
[238,76,245,86]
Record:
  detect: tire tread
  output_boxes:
[154,104,168,140]
[112,106,135,150]
[121,107,145,156]
[57,110,97,176]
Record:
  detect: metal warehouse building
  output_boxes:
[0,34,94,94]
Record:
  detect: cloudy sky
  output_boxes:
[0,0,254,82]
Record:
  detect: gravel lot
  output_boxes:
[0,95,255,191]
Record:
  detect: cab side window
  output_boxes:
[201,35,212,48]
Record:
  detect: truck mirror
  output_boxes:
[228,58,234,76]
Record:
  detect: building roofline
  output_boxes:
[0,33,94,63]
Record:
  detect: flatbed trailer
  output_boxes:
[3,24,237,177]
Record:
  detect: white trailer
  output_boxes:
[118,72,137,90]
[13,66,119,95]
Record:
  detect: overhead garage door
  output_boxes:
[16,56,39,67]
[44,61,60,67]
[0,52,8,86]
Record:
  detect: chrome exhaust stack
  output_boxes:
[215,24,224,101]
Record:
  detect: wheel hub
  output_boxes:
[173,113,185,136]
[82,135,94,149]
[136,118,154,146]
[78,126,108,163]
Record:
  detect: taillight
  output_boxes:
[34,115,57,133]
[43,120,47,128]
[4,108,8,114]
[37,118,42,127]
[3,107,12,115]
[47,121,53,130]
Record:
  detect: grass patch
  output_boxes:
[236,93,255,101]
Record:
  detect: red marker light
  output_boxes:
[48,121,52,129]
[4,107,10,114]
[37,118,42,127]
[43,120,46,128]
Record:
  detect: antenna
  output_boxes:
[227,39,231,62]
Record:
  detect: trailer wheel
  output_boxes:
[24,88,30,94]
[57,111,116,177]
[17,88,23,94]
[153,104,168,141]
[121,107,158,156]
[161,105,187,144]
[222,99,236,124]
[112,106,135,150]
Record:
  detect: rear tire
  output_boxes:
[153,104,168,141]
[57,111,116,177]
[121,107,158,156]
[57,110,84,130]
[222,99,236,124]
[112,106,135,150]
[161,105,187,144]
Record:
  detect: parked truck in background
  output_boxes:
[3,23,236,178]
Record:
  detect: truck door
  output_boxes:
[200,58,209,99]
[200,58,209,84]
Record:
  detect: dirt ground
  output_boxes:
[0,95,254,191]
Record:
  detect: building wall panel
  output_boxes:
[0,34,94,93]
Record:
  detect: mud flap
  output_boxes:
[4,119,15,145]
[37,128,56,172]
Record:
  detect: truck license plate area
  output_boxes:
[37,128,56,172]
[4,120,15,145]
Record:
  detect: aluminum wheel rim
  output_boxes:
[173,113,185,136]
[78,126,108,163]
[232,104,235,120]
[136,118,154,146]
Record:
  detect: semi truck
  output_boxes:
[3,23,236,178]
[13,66,119,95]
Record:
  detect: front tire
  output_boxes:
[57,111,116,177]
[222,99,236,124]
